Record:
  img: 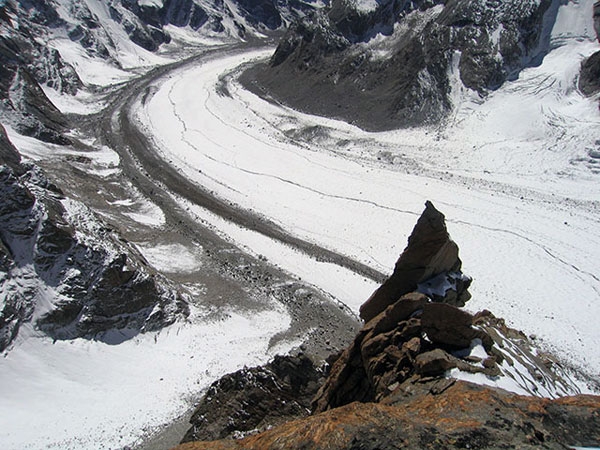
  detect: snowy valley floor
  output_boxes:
[2,2,600,449]
[134,37,600,381]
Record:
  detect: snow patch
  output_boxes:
[353,0,378,13]
[137,243,203,274]
[139,0,164,7]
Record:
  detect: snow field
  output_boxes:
[134,2,600,379]
[0,305,293,450]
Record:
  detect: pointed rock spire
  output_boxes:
[359,201,470,323]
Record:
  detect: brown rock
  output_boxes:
[364,292,427,335]
[360,201,467,323]
[174,381,600,450]
[311,341,374,413]
[313,292,430,412]
[421,302,476,348]
[414,349,458,376]
[402,336,421,356]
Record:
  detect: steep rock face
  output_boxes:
[0,123,24,175]
[360,201,470,323]
[579,2,600,97]
[0,148,189,351]
[181,354,323,443]
[0,1,82,95]
[175,381,600,450]
[6,68,72,144]
[0,1,77,143]
[245,0,558,130]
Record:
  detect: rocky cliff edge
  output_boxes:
[173,201,599,450]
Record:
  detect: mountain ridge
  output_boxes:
[174,201,599,450]
[0,124,189,351]
[242,0,566,130]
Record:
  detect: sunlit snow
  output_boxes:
[1,0,600,449]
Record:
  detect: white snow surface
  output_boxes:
[2,1,600,449]
[134,0,600,380]
[137,242,203,273]
[353,0,379,13]
[0,306,292,450]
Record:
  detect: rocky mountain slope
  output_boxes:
[243,0,562,130]
[174,202,598,449]
[0,0,322,143]
[579,1,600,98]
[0,125,188,351]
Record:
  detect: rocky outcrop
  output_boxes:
[312,287,578,412]
[360,201,470,323]
[312,202,583,412]
[579,2,600,98]
[0,1,82,97]
[175,201,596,450]
[6,68,72,144]
[175,380,600,450]
[244,0,558,130]
[181,354,324,443]
[0,138,189,351]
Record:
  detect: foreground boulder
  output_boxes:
[174,380,600,450]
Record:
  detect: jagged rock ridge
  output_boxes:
[243,0,559,130]
[0,126,189,351]
[174,201,598,450]
[359,200,470,323]
[313,201,582,413]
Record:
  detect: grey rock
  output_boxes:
[579,50,600,97]
[0,144,189,351]
[246,0,558,131]
[0,124,23,175]
[181,354,323,443]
